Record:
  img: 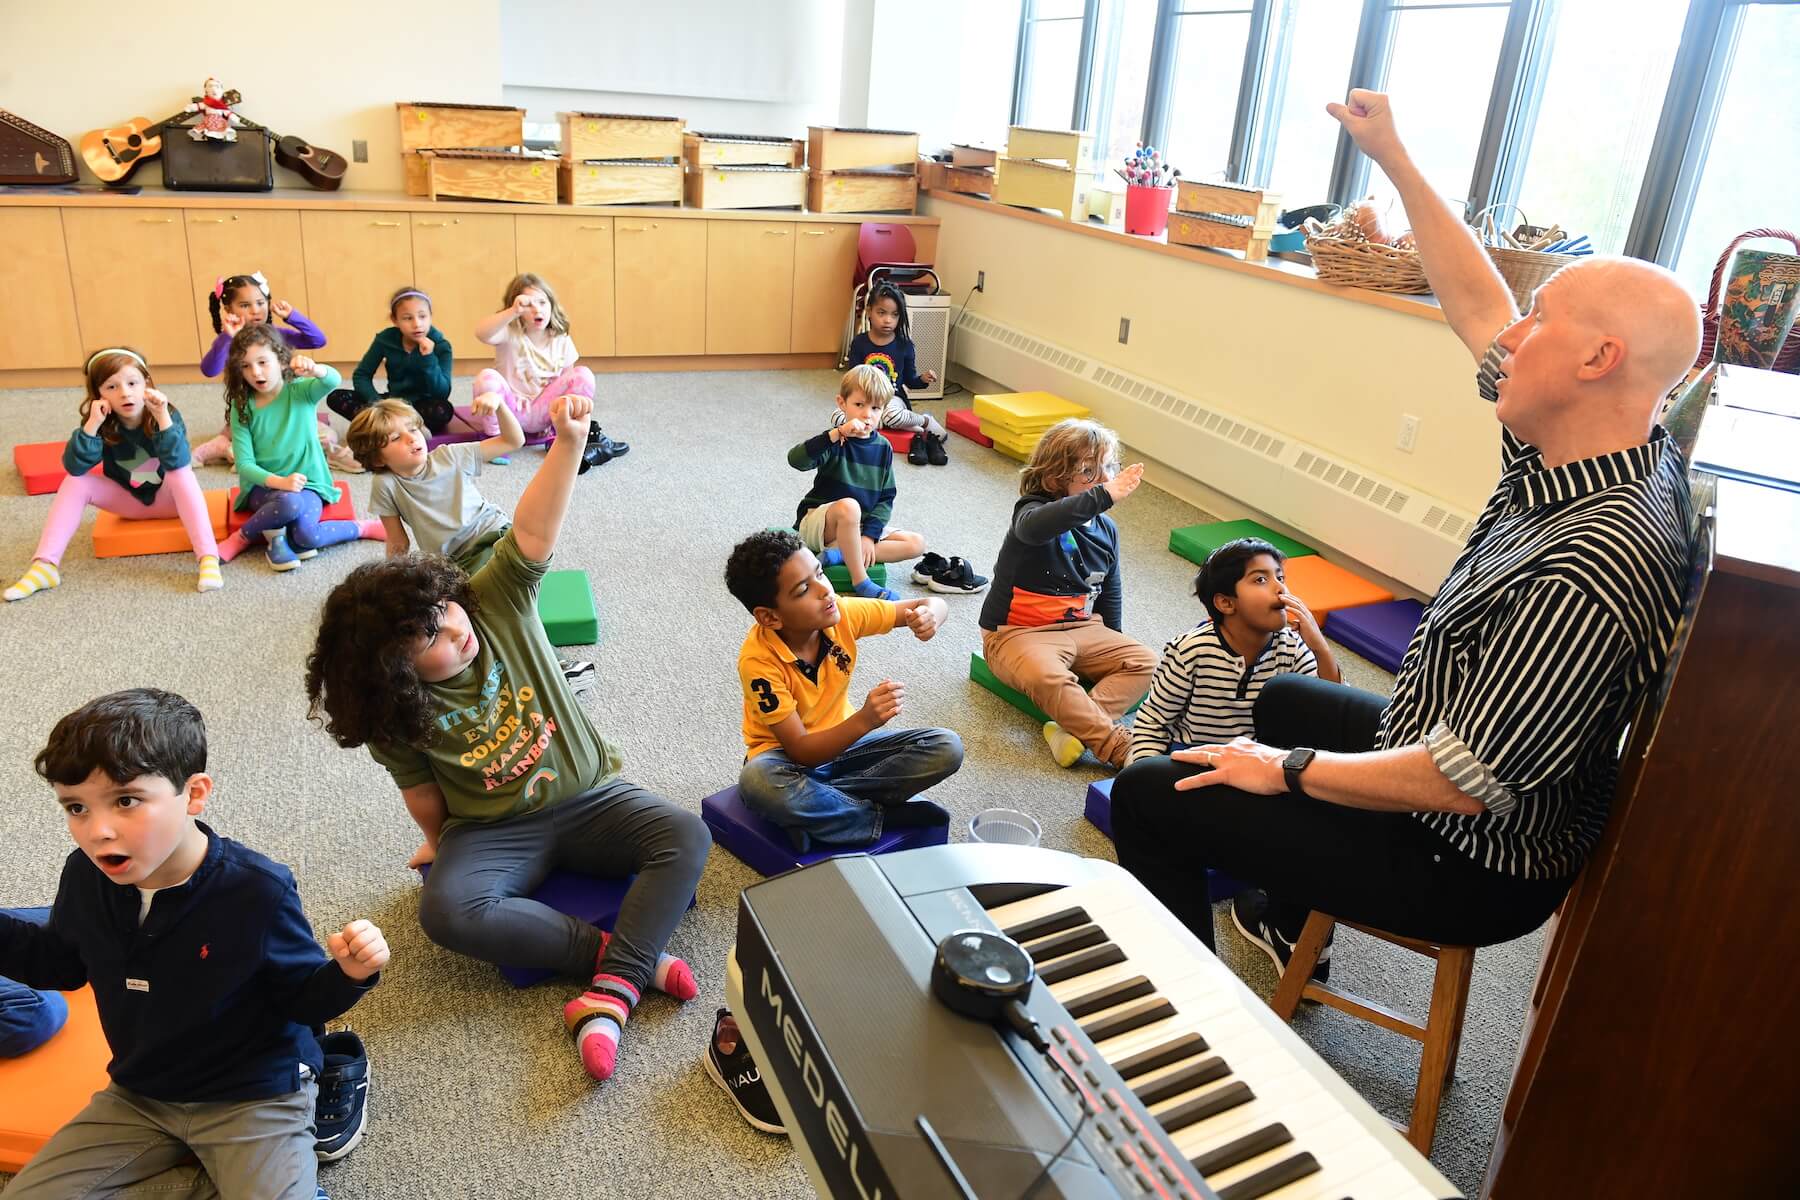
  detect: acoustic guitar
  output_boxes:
[273,134,347,190]
[80,113,186,185]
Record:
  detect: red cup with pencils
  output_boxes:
[1125,184,1174,236]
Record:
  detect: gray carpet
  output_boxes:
[0,370,1532,1198]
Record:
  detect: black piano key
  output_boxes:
[1081,996,1177,1044]
[1215,1152,1320,1200]
[1001,905,1091,944]
[1132,1055,1230,1107]
[1158,1080,1254,1133]
[1063,974,1155,1019]
[1112,1032,1209,1081]
[1024,923,1106,964]
[1038,942,1126,984]
[1189,1123,1294,1178]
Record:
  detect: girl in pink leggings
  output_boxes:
[463,273,594,439]
[6,348,221,601]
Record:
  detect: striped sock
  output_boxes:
[4,561,60,602]
[195,555,223,593]
[595,932,697,1001]
[563,974,638,1082]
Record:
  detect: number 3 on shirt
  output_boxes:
[749,678,779,714]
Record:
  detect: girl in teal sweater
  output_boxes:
[216,326,385,570]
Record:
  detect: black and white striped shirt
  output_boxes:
[1389,342,1694,879]
[1129,623,1317,764]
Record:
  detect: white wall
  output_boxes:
[0,0,504,193]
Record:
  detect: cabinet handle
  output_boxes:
[190,217,225,224]
[619,225,649,232]
[764,229,790,236]
[371,220,401,228]
[417,221,449,228]
[801,230,828,236]
[138,217,173,224]
[579,224,608,230]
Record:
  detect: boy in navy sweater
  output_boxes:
[1,689,388,1200]
[789,365,926,601]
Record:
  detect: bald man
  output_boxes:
[1111,90,1700,981]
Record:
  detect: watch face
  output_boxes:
[1284,748,1314,771]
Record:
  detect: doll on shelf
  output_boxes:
[186,77,242,142]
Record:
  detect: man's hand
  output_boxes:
[327,919,390,982]
[1104,463,1145,504]
[858,680,904,729]
[1325,89,1405,173]
[1170,737,1286,793]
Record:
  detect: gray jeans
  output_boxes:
[417,779,711,992]
[6,1077,318,1199]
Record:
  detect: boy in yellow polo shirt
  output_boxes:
[727,528,962,852]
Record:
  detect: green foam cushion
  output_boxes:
[969,652,1142,725]
[537,570,598,646]
[823,561,888,594]
[1168,519,1316,566]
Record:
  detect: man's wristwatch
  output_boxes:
[1282,747,1316,795]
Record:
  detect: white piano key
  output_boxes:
[1201,1113,1371,1192]
[1170,1088,1344,1164]
[1253,1132,1395,1200]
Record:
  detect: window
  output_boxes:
[1511,0,1687,256]
[1018,0,1089,130]
[1162,2,1255,182]
[1257,0,1360,205]
[1086,0,1162,170]
[1671,2,1800,296]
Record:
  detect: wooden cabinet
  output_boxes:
[706,220,794,355]
[298,212,414,361]
[410,213,516,361]
[0,210,83,369]
[515,215,614,358]
[61,208,201,366]
[614,218,706,356]
[791,222,860,354]
[181,209,310,360]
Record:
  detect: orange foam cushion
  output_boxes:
[91,489,232,558]
[13,442,98,496]
[1281,555,1395,619]
[0,986,109,1172]
[227,481,356,532]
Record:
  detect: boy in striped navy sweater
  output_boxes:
[788,366,926,601]
[1128,538,1339,765]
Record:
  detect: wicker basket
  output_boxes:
[1303,217,1430,294]
[1477,206,1578,310]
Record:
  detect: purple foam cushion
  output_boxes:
[702,786,948,878]
[1323,599,1426,675]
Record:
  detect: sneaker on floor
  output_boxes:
[926,434,949,466]
[561,659,597,695]
[263,531,301,572]
[906,433,930,465]
[313,1030,371,1162]
[703,1009,785,1136]
[910,552,950,584]
[1230,889,1331,984]
[928,557,989,594]
[1042,721,1086,768]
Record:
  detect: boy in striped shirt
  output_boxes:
[1128,538,1339,764]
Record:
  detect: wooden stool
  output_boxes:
[1269,912,1475,1156]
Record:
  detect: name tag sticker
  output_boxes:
[126,978,149,992]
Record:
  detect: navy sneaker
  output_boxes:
[704,1009,785,1135]
[1230,889,1331,984]
[313,1030,371,1162]
[928,557,989,595]
[910,552,950,584]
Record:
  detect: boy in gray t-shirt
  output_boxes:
[349,399,521,572]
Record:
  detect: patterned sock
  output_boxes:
[195,555,223,593]
[563,974,638,1082]
[818,547,844,567]
[1043,721,1086,768]
[595,933,697,1001]
[216,531,253,563]
[357,520,387,541]
[3,561,60,602]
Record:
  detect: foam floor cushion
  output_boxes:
[1323,598,1425,674]
[13,442,97,496]
[878,428,915,453]
[425,429,556,450]
[1281,555,1395,619]
[969,653,1142,726]
[225,481,356,532]
[702,785,948,877]
[1167,519,1317,567]
[537,569,598,646]
[91,489,231,558]
[978,421,1044,458]
[1083,777,1243,902]
[823,561,888,593]
[0,985,109,1172]
[971,391,1090,436]
[945,408,993,448]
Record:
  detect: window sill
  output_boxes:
[921,189,1447,325]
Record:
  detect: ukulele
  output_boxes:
[79,113,186,185]
[273,133,347,190]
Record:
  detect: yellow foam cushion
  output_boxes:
[0,986,109,1172]
[971,391,1089,435]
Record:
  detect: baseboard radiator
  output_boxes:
[949,313,1477,595]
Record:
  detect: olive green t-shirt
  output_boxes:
[367,531,619,825]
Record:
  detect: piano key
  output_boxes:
[1038,942,1126,984]
[1082,996,1178,1044]
[1188,1122,1294,1177]
[1000,904,1091,943]
[1113,1031,1210,1081]
[1025,923,1107,964]
[1048,959,1159,1004]
[1064,975,1156,1019]
[1159,1080,1256,1133]
[1215,1151,1320,1200]
[1203,1114,1372,1192]
[1248,1133,1392,1200]
[1134,1056,1231,1106]
[1172,1087,1344,1167]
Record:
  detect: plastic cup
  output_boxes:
[968,808,1042,847]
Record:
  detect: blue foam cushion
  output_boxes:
[1323,598,1425,675]
[702,785,948,878]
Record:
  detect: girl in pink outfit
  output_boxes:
[461,273,595,439]
[5,348,221,601]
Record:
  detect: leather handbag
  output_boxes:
[159,120,274,191]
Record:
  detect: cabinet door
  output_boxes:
[613,219,707,356]
[182,209,309,354]
[705,220,794,355]
[0,210,83,369]
[791,222,860,354]
[61,208,201,365]
[515,215,614,358]
[410,213,516,362]
[298,212,414,360]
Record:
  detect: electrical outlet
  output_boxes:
[975,270,985,292]
[1398,413,1420,453]
[352,140,368,163]
[1119,317,1131,345]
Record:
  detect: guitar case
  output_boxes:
[160,117,274,191]
[0,111,77,184]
